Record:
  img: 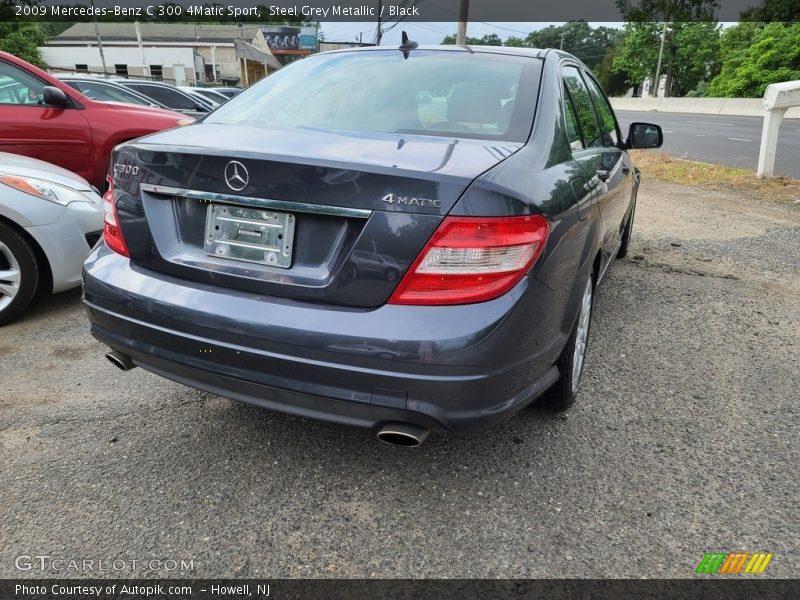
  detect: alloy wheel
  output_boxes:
[0,241,22,311]
[571,278,593,392]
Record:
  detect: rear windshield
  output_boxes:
[206,50,541,142]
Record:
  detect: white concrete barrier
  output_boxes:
[610,96,800,119]
[757,81,800,177]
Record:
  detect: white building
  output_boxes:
[40,23,281,86]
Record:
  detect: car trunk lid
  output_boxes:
[111,124,522,308]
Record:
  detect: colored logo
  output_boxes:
[696,552,773,574]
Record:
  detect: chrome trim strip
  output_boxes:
[140,184,372,219]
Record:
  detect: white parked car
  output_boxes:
[0,152,103,325]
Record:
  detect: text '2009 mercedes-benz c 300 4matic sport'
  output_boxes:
[83,43,663,446]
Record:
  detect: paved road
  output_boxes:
[617,110,800,178]
[0,182,798,579]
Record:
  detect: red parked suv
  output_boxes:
[0,52,191,190]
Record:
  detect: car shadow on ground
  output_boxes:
[14,287,83,325]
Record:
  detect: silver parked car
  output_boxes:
[0,152,103,325]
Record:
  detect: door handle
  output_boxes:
[595,169,610,182]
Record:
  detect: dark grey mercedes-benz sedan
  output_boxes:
[83,45,662,446]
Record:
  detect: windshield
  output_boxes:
[206,50,541,142]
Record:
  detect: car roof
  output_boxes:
[116,79,159,84]
[115,79,176,87]
[57,75,125,83]
[319,45,550,59]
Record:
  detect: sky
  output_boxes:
[319,22,624,46]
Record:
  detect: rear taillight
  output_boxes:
[388,215,549,305]
[102,176,129,257]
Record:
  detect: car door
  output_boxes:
[560,65,628,260]
[583,71,633,249]
[560,80,597,221]
[0,60,94,183]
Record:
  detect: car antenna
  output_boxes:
[399,31,418,59]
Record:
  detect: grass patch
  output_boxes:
[630,150,800,204]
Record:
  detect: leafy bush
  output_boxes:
[709,23,800,97]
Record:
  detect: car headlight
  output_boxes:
[0,174,95,206]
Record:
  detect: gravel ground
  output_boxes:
[0,181,798,579]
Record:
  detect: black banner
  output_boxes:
[2,579,800,600]
[4,0,799,23]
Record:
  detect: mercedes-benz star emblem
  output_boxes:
[224,160,249,191]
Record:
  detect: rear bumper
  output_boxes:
[83,244,573,433]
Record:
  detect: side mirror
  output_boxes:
[627,122,663,149]
[43,86,69,108]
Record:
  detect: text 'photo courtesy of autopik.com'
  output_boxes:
[0,0,798,598]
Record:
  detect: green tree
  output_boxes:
[504,36,526,47]
[615,0,718,21]
[479,33,503,46]
[524,22,620,70]
[709,23,800,97]
[740,0,800,21]
[664,22,721,96]
[594,33,630,95]
[611,21,720,97]
[612,22,661,93]
[440,33,502,46]
[0,22,47,67]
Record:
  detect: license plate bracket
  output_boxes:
[204,203,295,268]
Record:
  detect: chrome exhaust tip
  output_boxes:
[105,351,136,371]
[376,423,430,447]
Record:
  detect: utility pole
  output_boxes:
[456,0,469,45]
[653,21,668,98]
[134,21,149,79]
[89,0,108,78]
[375,0,382,45]
[560,32,566,50]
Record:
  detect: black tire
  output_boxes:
[617,200,636,259]
[540,276,594,411]
[0,221,40,326]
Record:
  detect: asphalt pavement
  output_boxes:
[616,110,800,178]
[0,181,798,578]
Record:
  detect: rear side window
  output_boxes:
[562,66,601,149]
[563,93,584,151]
[584,75,619,147]
[206,50,542,142]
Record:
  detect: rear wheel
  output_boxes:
[541,276,593,411]
[0,222,40,326]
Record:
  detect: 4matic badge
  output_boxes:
[382,193,441,209]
